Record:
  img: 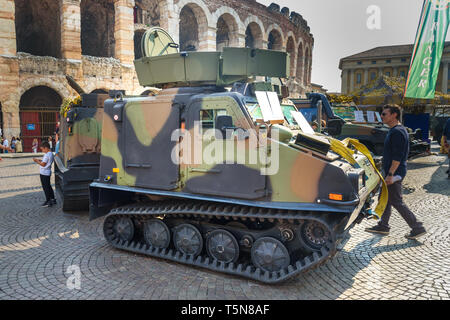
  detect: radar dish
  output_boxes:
[141,27,179,58]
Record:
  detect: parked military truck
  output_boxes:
[292,94,430,157]
[89,27,385,283]
[55,92,107,211]
[55,76,126,211]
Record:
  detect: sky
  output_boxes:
[257,0,450,92]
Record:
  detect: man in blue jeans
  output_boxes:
[365,105,426,239]
[443,118,450,179]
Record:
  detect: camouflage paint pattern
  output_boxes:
[56,93,107,210]
[98,87,381,208]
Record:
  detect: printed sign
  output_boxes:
[354,111,366,123]
[367,111,376,123]
[290,111,315,134]
[27,124,35,131]
[255,91,285,124]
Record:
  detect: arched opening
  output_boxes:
[179,4,208,52]
[14,0,61,58]
[19,86,62,152]
[296,43,304,82]
[245,22,263,49]
[286,37,296,78]
[179,6,198,51]
[304,47,310,86]
[134,30,146,60]
[216,14,238,51]
[268,29,282,51]
[81,0,115,58]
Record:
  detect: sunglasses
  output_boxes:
[381,112,389,116]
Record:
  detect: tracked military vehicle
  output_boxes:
[55,76,125,211]
[89,27,385,283]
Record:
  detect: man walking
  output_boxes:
[33,141,57,207]
[444,118,450,179]
[365,105,426,239]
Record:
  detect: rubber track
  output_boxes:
[104,200,341,284]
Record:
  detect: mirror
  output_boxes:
[326,118,343,136]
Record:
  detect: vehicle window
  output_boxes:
[297,107,317,123]
[200,109,228,131]
[332,106,357,121]
[282,104,298,125]
[246,104,263,121]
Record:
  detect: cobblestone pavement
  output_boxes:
[0,144,449,300]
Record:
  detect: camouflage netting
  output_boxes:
[60,96,82,118]
[327,76,450,110]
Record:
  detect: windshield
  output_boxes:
[282,104,298,125]
[247,103,263,121]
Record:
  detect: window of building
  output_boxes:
[356,73,362,84]
[357,61,362,65]
[401,58,407,62]
[400,70,406,78]
[370,72,376,80]
[385,72,391,77]
[386,59,391,63]
[372,61,377,65]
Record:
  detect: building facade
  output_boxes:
[0,0,314,150]
[339,42,450,95]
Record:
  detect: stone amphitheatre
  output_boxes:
[0,0,313,151]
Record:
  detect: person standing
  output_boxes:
[33,141,56,207]
[32,138,38,153]
[443,118,450,179]
[2,137,9,153]
[48,136,53,152]
[365,104,426,239]
[15,138,23,153]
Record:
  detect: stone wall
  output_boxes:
[0,0,314,139]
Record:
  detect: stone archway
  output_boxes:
[178,2,209,51]
[245,22,263,49]
[19,86,63,152]
[267,27,283,51]
[304,47,310,86]
[14,0,61,58]
[296,42,304,83]
[286,36,296,78]
[134,29,146,60]
[216,13,239,50]
[81,0,115,57]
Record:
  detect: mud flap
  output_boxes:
[89,184,133,220]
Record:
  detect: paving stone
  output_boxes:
[0,143,449,299]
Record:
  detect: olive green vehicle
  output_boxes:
[292,95,430,157]
[89,28,383,283]
[331,103,430,157]
[55,91,107,211]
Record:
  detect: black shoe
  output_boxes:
[50,199,57,205]
[365,225,390,235]
[41,201,51,207]
[405,228,427,240]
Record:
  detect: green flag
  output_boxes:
[405,0,450,99]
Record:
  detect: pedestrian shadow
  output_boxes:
[422,164,450,196]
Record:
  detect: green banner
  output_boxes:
[405,0,450,99]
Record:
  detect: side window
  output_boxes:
[200,109,228,132]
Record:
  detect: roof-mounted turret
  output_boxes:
[134,27,289,88]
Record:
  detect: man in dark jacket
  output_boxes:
[444,118,450,178]
[365,105,426,239]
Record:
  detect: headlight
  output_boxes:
[348,169,366,192]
